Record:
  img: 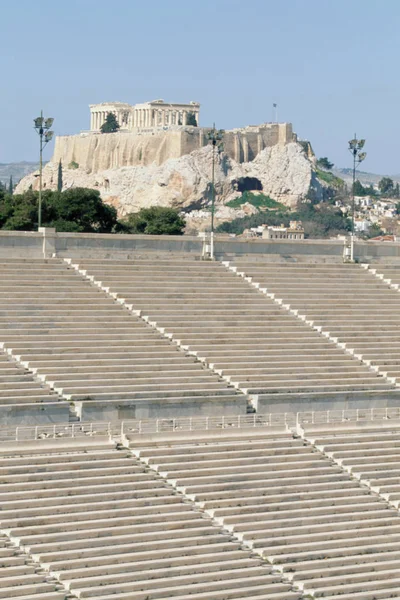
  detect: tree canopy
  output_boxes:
[100,112,120,133]
[119,206,186,235]
[378,177,395,196]
[186,112,198,127]
[317,157,334,170]
[352,179,377,197]
[0,187,117,232]
[57,160,63,192]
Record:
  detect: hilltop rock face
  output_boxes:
[15,142,319,225]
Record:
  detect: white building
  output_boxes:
[261,221,305,240]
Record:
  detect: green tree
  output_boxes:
[317,157,334,170]
[57,160,63,193]
[100,112,120,133]
[8,176,13,195]
[186,112,198,127]
[395,183,400,198]
[352,180,376,197]
[352,180,366,196]
[1,189,39,230]
[366,223,384,238]
[47,188,117,232]
[378,177,394,196]
[119,206,186,235]
[0,188,117,232]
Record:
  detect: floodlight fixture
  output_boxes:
[358,152,367,163]
[34,116,44,129]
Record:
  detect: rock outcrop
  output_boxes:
[16,141,320,227]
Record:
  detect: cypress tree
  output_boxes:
[100,112,120,133]
[57,160,63,192]
[8,176,13,195]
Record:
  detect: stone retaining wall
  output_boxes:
[3,229,400,262]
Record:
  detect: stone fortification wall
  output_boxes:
[53,129,184,173]
[53,123,293,175]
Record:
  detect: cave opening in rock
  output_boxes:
[234,177,263,192]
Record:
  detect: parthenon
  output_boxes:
[89,99,200,131]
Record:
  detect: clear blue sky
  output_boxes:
[1,0,400,173]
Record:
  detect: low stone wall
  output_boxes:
[256,391,400,414]
[0,231,43,258]
[2,229,400,263]
[0,402,70,425]
[76,397,248,422]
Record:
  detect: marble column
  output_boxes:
[162,111,166,126]
[183,111,188,126]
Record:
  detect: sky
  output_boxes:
[1,0,400,173]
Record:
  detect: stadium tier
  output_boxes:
[0,531,66,599]
[2,417,400,598]
[0,437,302,600]
[128,420,400,600]
[305,423,400,507]
[75,257,399,413]
[0,259,245,422]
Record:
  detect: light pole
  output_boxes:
[206,124,224,259]
[348,135,366,261]
[34,111,54,229]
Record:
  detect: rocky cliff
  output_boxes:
[15,141,320,229]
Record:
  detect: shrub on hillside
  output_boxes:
[216,200,351,238]
[119,206,186,235]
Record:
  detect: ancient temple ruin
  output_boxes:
[89,100,201,131]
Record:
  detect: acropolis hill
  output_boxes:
[16,99,320,224]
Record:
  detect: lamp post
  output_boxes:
[348,135,366,261]
[206,124,224,259]
[34,111,54,229]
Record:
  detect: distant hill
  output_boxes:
[333,167,400,187]
[0,162,40,186]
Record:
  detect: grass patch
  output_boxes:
[226,191,286,211]
[316,168,344,188]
